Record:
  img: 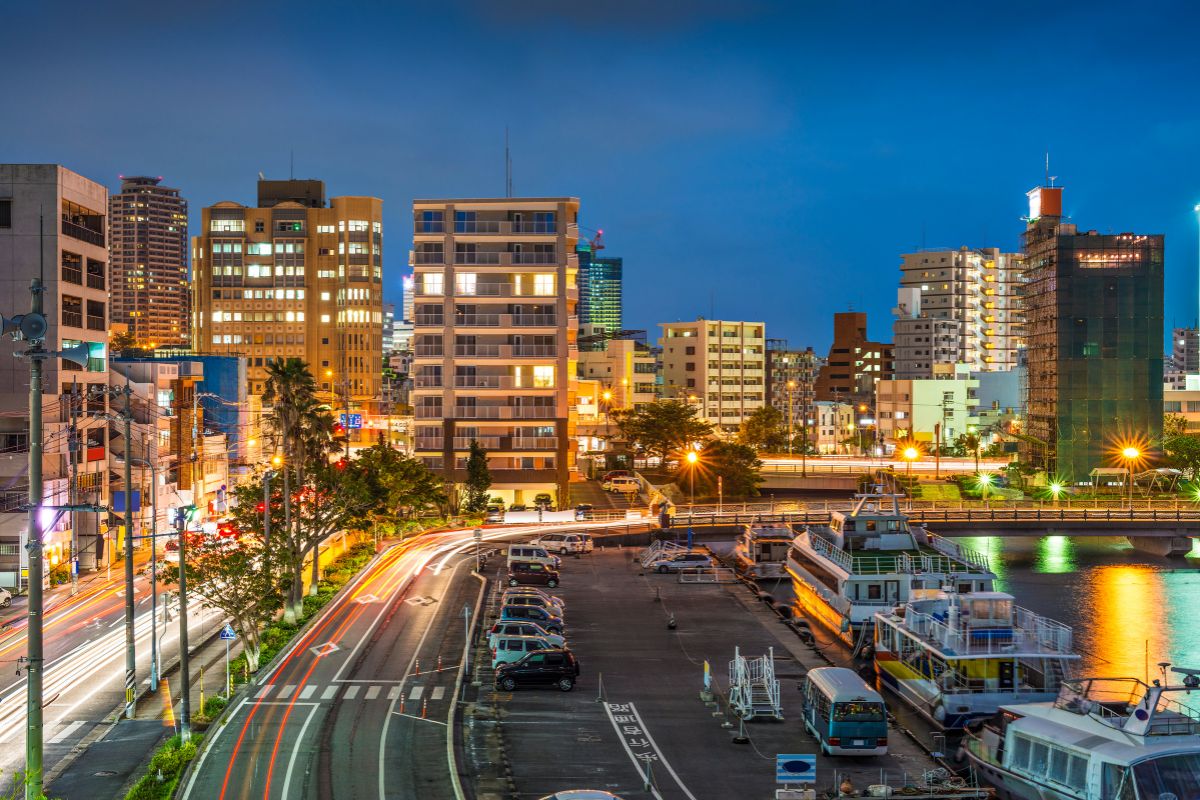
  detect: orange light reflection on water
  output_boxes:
[1085,564,1162,680]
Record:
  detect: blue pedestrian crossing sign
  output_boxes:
[220,624,237,641]
[776,754,816,784]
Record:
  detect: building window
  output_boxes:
[422,273,444,295]
[210,218,245,233]
[419,211,444,233]
[455,273,477,295]
[533,274,555,296]
[0,199,10,229]
[533,366,554,388]
[254,220,265,232]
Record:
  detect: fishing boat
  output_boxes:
[784,490,995,650]
[873,589,1079,730]
[731,523,793,579]
[964,665,1200,800]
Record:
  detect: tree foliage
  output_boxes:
[686,440,763,499]
[1164,413,1189,441]
[357,441,448,522]
[462,440,492,513]
[613,400,715,465]
[737,406,788,452]
[1164,433,1200,480]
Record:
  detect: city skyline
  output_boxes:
[9,1,1200,350]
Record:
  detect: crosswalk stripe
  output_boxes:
[430,686,445,701]
[344,685,360,699]
[48,721,86,744]
[278,684,296,699]
[365,686,381,700]
[299,685,316,700]
[408,685,424,700]
[255,685,273,699]
[387,687,400,699]
[322,685,338,700]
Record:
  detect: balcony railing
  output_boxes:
[510,437,558,449]
[453,251,559,266]
[511,251,557,265]
[414,407,444,419]
[61,311,83,329]
[452,375,554,389]
[452,345,558,358]
[413,376,443,388]
[86,315,105,331]
[414,346,444,357]
[414,436,444,449]
[452,436,503,449]
[87,271,105,291]
[412,250,445,265]
[512,315,557,326]
[61,218,104,247]
[414,315,445,326]
[454,251,501,265]
[452,406,556,420]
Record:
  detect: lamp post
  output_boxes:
[1049,481,1063,510]
[686,449,698,508]
[978,472,993,509]
[602,389,613,445]
[1121,447,1140,510]
[786,380,795,456]
[902,447,919,509]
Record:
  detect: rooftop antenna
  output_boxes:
[258,171,265,181]
[505,127,512,198]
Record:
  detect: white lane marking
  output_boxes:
[47,720,85,744]
[387,687,399,700]
[277,684,296,700]
[365,685,381,700]
[407,685,423,700]
[344,685,360,699]
[255,685,274,700]
[430,686,445,701]
[610,701,699,800]
[299,685,316,700]
[603,702,665,800]
[180,697,248,799]
[280,703,320,800]
[321,685,338,701]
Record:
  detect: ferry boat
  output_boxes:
[964,666,1200,800]
[784,491,995,650]
[731,523,793,579]
[874,589,1079,730]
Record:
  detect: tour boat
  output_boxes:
[784,490,995,650]
[731,523,793,579]
[873,589,1079,730]
[964,666,1200,800]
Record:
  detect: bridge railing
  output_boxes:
[667,507,1200,528]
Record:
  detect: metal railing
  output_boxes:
[678,567,738,584]
[61,218,104,247]
[510,437,557,449]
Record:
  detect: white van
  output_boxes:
[507,544,560,570]
[607,476,640,494]
[533,532,594,555]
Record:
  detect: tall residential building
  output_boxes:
[578,338,658,411]
[577,240,622,350]
[660,319,765,433]
[0,165,112,585]
[875,364,980,450]
[410,197,580,506]
[108,176,189,347]
[1021,185,1164,479]
[191,178,384,445]
[765,339,820,437]
[1165,327,1199,389]
[814,312,893,405]
[892,247,1025,378]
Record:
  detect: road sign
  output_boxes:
[219,624,237,641]
[339,413,363,429]
[776,754,816,784]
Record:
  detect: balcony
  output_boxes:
[414,436,444,449]
[452,345,558,358]
[452,436,503,449]
[61,311,83,329]
[411,250,445,265]
[510,437,558,449]
[413,376,443,388]
[453,251,559,267]
[61,217,104,247]
[86,315,105,331]
[414,407,444,419]
[452,406,557,420]
[415,315,445,326]
[414,346,444,357]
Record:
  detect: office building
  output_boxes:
[892,247,1025,378]
[383,302,396,353]
[577,240,622,349]
[765,339,819,441]
[190,178,384,447]
[578,338,658,411]
[660,319,765,433]
[410,197,580,506]
[1021,185,1164,479]
[108,176,189,347]
[0,165,112,587]
[814,312,893,404]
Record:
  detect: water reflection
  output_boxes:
[1086,564,1160,679]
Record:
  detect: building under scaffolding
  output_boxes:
[1021,185,1164,481]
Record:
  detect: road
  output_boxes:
[761,455,1010,473]
[0,552,226,790]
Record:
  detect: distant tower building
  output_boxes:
[577,239,622,350]
[765,339,820,439]
[1021,184,1164,479]
[814,312,894,405]
[108,176,189,347]
[402,273,415,322]
[1166,327,1199,389]
[383,302,396,354]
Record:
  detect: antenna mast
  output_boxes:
[505,127,512,198]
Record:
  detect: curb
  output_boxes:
[448,571,488,800]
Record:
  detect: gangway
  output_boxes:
[639,539,687,568]
[728,646,783,721]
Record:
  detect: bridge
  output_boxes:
[757,457,1013,490]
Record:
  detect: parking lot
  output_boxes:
[464,545,939,799]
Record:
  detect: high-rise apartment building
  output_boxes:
[765,339,820,439]
[410,197,580,506]
[108,176,189,347]
[660,319,765,433]
[1165,327,1199,389]
[191,178,384,444]
[1021,185,1164,479]
[892,247,1024,378]
[814,312,893,404]
[577,241,622,349]
[0,165,112,585]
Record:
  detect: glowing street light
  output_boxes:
[1120,446,1141,510]
[685,449,699,507]
[902,446,919,508]
[1049,481,1064,508]
[977,472,994,507]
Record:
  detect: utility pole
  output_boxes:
[23,275,48,800]
[68,379,79,595]
[122,380,136,719]
[147,437,159,690]
[177,507,191,742]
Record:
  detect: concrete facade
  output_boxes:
[660,319,765,433]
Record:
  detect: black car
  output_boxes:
[495,648,579,692]
[508,561,560,588]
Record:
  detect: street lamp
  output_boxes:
[902,447,920,509]
[686,449,698,507]
[602,390,613,444]
[1049,481,1064,509]
[1121,446,1141,510]
[977,472,994,508]
[786,380,796,456]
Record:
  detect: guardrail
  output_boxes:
[667,507,1200,528]
[678,567,738,584]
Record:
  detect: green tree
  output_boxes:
[613,400,715,465]
[688,441,763,499]
[956,432,981,473]
[737,406,788,452]
[462,440,492,513]
[357,442,447,525]
[1164,433,1200,480]
[1164,413,1189,441]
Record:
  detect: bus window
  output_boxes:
[833,702,885,722]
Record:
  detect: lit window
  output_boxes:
[533,366,555,388]
[247,242,272,256]
[456,273,477,295]
[422,273,444,295]
[348,220,369,232]
[321,314,330,323]
[533,274,555,296]
[321,291,330,301]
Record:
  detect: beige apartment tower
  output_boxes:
[410,198,579,506]
[660,319,765,433]
[191,179,383,443]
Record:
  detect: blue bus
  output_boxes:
[801,667,888,756]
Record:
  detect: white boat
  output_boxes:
[873,589,1079,730]
[964,666,1200,800]
[785,491,996,650]
[731,523,793,579]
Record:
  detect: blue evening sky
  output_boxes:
[8,0,1200,351]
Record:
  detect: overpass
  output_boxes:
[758,457,1012,490]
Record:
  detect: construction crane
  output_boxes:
[578,225,605,253]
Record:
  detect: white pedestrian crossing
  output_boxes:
[365,685,381,700]
[252,682,442,703]
[48,721,86,744]
[408,685,424,700]
[278,684,296,699]
[430,686,445,701]
[321,685,338,700]
[255,684,273,699]
[299,685,316,700]
[344,685,360,699]
[387,686,400,700]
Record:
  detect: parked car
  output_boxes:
[487,620,565,649]
[502,587,566,613]
[508,503,528,512]
[574,503,594,520]
[494,648,580,692]
[507,545,560,570]
[0,587,10,608]
[606,477,640,494]
[501,593,565,618]
[499,604,564,634]
[485,505,504,523]
[491,635,555,669]
[602,470,632,482]
[647,551,714,574]
[532,532,593,555]
[507,562,560,588]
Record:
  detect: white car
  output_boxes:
[533,532,594,555]
[487,620,565,650]
[502,587,565,610]
[491,635,555,669]
[647,551,714,574]
[501,593,565,619]
[0,587,10,608]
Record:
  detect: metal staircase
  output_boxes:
[640,539,687,568]
[729,646,783,721]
